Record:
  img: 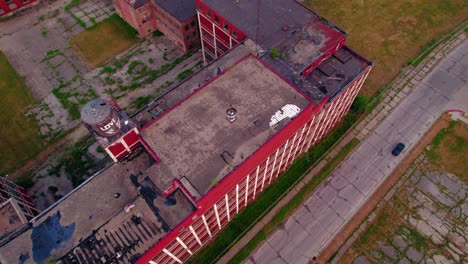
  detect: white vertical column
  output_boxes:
[276,139,290,179]
[225,194,230,221]
[245,174,249,206]
[260,157,270,191]
[212,22,217,58]
[202,215,212,238]
[163,249,182,264]
[120,139,131,151]
[284,132,299,167]
[176,237,193,255]
[236,184,239,214]
[300,117,315,153]
[214,204,221,229]
[315,106,332,143]
[197,13,206,64]
[307,111,325,149]
[189,226,202,246]
[291,126,306,159]
[253,167,260,198]
[268,149,279,185]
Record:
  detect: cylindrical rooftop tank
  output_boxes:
[226,107,237,123]
[81,99,121,137]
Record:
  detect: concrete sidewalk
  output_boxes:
[217,25,467,264]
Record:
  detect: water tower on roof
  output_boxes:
[81,99,122,137]
[81,98,141,162]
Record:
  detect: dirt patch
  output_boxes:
[318,113,451,263]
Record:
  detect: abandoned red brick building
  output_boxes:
[0,1,372,263]
[113,0,200,52]
[0,0,38,17]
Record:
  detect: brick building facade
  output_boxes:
[0,0,38,17]
[113,0,200,52]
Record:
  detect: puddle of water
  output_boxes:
[31,211,75,263]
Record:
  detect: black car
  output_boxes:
[392,143,406,156]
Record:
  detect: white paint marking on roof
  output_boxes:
[269,104,301,127]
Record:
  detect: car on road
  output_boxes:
[392,143,406,156]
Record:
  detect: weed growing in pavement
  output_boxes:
[177,68,193,80]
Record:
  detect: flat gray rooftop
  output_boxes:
[142,55,310,196]
[0,199,26,241]
[263,45,372,102]
[0,151,195,264]
[203,0,317,48]
[273,20,346,74]
[155,0,196,22]
[134,44,252,128]
[304,46,372,101]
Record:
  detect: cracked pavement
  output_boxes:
[246,37,467,264]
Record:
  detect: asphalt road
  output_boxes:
[246,40,468,264]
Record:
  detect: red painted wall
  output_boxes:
[152,3,199,53]
[0,0,39,17]
[114,0,157,37]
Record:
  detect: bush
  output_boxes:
[13,177,35,189]
[134,96,152,109]
[351,95,369,114]
[177,69,193,80]
[270,48,279,57]
[48,185,59,193]
[153,30,164,37]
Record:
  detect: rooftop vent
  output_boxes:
[226,107,237,123]
[318,85,328,94]
[312,35,323,45]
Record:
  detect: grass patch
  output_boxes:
[64,0,86,28]
[407,39,438,66]
[70,14,138,69]
[48,136,110,187]
[13,177,35,189]
[177,68,194,80]
[0,51,47,175]
[51,79,98,120]
[115,52,193,92]
[189,102,364,263]
[304,0,468,97]
[355,207,395,247]
[134,95,152,109]
[426,120,467,180]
